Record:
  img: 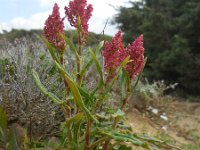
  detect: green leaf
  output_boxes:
[100,56,130,100]
[61,34,79,61]
[54,61,98,123]
[112,109,125,118]
[80,41,104,81]
[73,119,82,145]
[88,47,105,94]
[88,48,103,83]
[100,130,151,149]
[65,113,84,127]
[64,113,84,148]
[108,57,130,92]
[136,134,163,143]
[136,134,181,150]
[78,86,95,106]
[41,36,59,63]
[80,59,93,78]
[32,69,63,105]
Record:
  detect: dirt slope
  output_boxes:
[127,100,200,149]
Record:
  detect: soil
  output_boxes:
[127,100,200,149]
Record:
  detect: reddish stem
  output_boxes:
[103,97,128,150]
[120,98,128,110]
[84,120,92,150]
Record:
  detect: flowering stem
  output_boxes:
[60,54,71,118]
[84,119,92,150]
[60,53,64,65]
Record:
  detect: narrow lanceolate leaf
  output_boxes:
[65,113,84,145]
[80,59,93,79]
[100,130,151,150]
[101,56,130,100]
[78,86,95,106]
[61,34,79,61]
[135,134,181,150]
[136,134,163,143]
[32,69,62,104]
[42,36,59,63]
[54,61,98,123]
[80,41,104,80]
[88,48,104,83]
[65,113,84,127]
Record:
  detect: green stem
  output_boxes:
[60,54,71,118]
[77,30,82,84]
[60,54,68,87]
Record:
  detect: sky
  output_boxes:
[0,0,131,35]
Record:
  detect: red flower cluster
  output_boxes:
[103,31,126,79]
[43,3,66,52]
[126,35,144,79]
[103,32,144,80]
[64,0,93,35]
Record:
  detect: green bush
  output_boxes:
[113,0,200,97]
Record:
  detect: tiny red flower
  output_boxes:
[65,0,93,36]
[43,3,66,52]
[103,32,144,81]
[103,31,126,80]
[125,35,144,79]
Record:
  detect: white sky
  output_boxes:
[0,0,132,35]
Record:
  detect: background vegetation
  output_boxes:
[113,0,200,97]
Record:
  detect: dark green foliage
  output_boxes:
[114,0,200,97]
[0,29,41,42]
